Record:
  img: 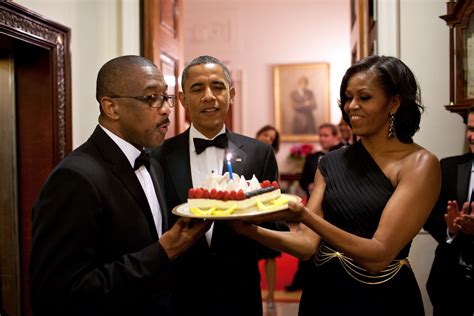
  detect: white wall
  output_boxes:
[14,0,140,148]
[400,0,465,159]
[183,0,351,171]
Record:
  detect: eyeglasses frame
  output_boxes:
[108,94,176,108]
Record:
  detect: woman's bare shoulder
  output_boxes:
[402,144,440,175]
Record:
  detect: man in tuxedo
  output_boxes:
[30,55,210,316]
[153,55,278,316]
[424,106,474,316]
[337,119,354,146]
[299,123,344,197]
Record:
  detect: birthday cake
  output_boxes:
[187,173,287,216]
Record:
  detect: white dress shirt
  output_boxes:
[469,162,474,202]
[100,125,162,237]
[189,123,226,245]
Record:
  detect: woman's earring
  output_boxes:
[388,112,396,139]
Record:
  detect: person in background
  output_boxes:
[256,125,280,153]
[423,104,474,316]
[255,125,285,311]
[284,123,344,293]
[29,55,210,316]
[230,55,440,315]
[153,55,279,316]
[338,118,354,145]
[299,123,344,197]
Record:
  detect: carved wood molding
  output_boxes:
[0,1,71,158]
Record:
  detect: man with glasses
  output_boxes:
[30,55,210,316]
[153,55,279,316]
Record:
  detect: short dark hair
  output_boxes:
[318,123,338,136]
[181,55,233,91]
[256,125,280,153]
[469,105,474,114]
[96,55,157,102]
[339,55,423,144]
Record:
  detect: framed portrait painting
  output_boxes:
[274,62,330,142]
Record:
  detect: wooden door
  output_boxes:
[350,0,377,63]
[142,0,186,137]
[0,3,72,316]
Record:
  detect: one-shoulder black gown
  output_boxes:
[298,142,424,316]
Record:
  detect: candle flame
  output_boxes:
[226,153,232,161]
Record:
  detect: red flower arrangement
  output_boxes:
[289,143,315,160]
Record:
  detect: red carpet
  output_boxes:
[259,253,299,290]
[259,253,302,302]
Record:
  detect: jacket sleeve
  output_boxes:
[423,158,450,244]
[299,154,319,196]
[30,166,173,315]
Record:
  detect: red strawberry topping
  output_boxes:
[261,180,271,188]
[237,189,246,200]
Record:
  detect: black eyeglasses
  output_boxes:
[109,94,176,108]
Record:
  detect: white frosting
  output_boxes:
[247,175,260,191]
[199,173,265,193]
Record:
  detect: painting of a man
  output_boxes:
[274,62,329,142]
[290,76,317,134]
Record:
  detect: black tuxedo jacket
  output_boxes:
[424,153,474,308]
[299,143,345,196]
[153,129,278,316]
[30,126,173,316]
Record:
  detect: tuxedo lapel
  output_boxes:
[224,132,247,177]
[149,161,169,232]
[166,131,193,204]
[91,126,158,240]
[457,159,471,203]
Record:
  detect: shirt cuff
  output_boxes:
[446,228,457,244]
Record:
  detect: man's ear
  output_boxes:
[229,86,236,105]
[100,97,120,120]
[178,91,187,109]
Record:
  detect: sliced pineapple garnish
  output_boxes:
[257,200,270,211]
[211,205,237,216]
[271,196,289,206]
[190,206,215,216]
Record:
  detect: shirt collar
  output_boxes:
[189,123,226,153]
[99,124,142,168]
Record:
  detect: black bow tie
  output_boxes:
[134,150,151,171]
[193,133,228,155]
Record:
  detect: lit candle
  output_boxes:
[226,153,234,180]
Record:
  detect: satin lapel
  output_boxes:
[457,159,471,203]
[224,132,247,177]
[149,160,169,232]
[91,126,158,240]
[167,131,193,203]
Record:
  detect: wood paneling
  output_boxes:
[0,2,72,315]
[441,0,474,121]
[350,0,377,64]
[142,0,185,137]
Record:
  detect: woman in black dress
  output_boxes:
[232,56,441,315]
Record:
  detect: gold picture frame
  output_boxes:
[274,62,330,142]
